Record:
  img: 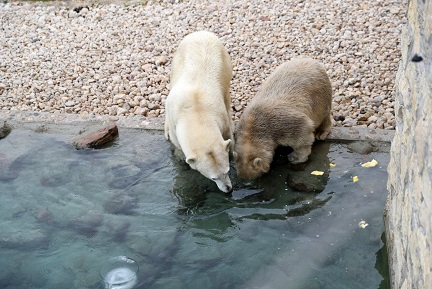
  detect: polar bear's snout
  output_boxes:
[212,173,233,194]
[184,153,233,193]
[185,148,233,193]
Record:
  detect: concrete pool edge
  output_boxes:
[0,110,395,143]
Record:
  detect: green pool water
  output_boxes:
[0,127,390,289]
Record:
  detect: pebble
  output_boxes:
[0,0,406,130]
[65,101,75,107]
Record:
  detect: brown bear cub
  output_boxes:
[233,58,332,180]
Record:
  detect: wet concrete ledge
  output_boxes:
[0,110,395,143]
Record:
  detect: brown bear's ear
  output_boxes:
[253,158,262,168]
[253,158,270,173]
[232,151,238,161]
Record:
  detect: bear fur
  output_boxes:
[164,31,234,193]
[233,58,332,180]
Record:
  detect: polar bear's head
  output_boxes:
[186,139,233,193]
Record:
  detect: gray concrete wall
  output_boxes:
[386,0,432,288]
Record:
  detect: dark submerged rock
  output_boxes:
[34,207,55,224]
[0,226,51,250]
[34,125,48,133]
[40,173,70,187]
[109,173,142,189]
[103,193,139,215]
[0,153,34,182]
[347,141,374,154]
[69,210,103,237]
[106,220,130,242]
[109,160,165,189]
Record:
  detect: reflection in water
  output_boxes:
[375,233,391,289]
[172,141,332,223]
[169,140,389,289]
[170,155,214,214]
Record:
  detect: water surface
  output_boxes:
[0,127,390,289]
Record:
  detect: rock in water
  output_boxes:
[0,225,51,250]
[0,122,12,140]
[71,124,118,149]
[69,210,103,237]
[103,193,138,215]
[347,141,374,154]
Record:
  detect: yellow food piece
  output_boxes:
[361,159,378,168]
[358,220,369,228]
[352,176,359,182]
[311,171,324,176]
[329,163,336,167]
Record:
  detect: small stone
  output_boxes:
[384,112,394,120]
[234,105,242,112]
[80,7,89,15]
[333,113,345,122]
[68,10,79,18]
[390,7,400,14]
[134,107,149,116]
[342,117,357,126]
[65,100,75,107]
[116,107,129,115]
[114,94,126,101]
[148,103,160,110]
[358,111,374,121]
[155,56,168,65]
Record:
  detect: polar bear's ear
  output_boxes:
[223,139,232,152]
[186,157,196,166]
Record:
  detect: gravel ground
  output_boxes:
[0,0,406,129]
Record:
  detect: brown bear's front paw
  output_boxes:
[315,130,330,140]
[288,152,308,164]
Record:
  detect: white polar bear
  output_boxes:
[164,31,234,193]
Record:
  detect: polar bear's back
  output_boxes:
[171,31,232,93]
[165,31,234,150]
